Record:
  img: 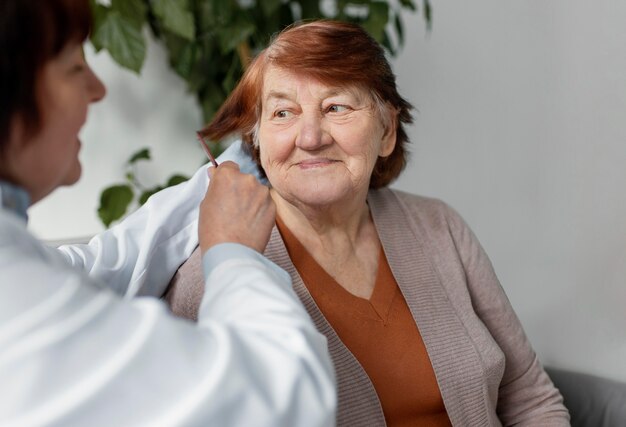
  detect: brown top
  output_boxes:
[276,216,451,427]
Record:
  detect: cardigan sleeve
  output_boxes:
[443,205,570,426]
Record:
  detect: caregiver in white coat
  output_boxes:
[0,1,336,426]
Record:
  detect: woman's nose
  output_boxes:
[87,66,107,103]
[295,113,331,150]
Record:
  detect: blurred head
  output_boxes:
[201,20,413,190]
[0,0,106,203]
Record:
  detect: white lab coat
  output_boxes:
[53,141,266,298]
[0,142,336,427]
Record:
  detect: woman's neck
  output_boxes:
[273,188,382,299]
[272,189,374,255]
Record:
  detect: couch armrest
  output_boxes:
[546,367,626,427]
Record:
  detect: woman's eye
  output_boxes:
[274,110,292,119]
[327,104,349,113]
[70,62,86,74]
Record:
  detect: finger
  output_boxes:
[216,160,240,171]
[207,165,216,179]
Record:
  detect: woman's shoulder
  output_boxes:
[372,188,463,225]
[368,188,476,249]
[0,209,69,269]
[0,208,30,246]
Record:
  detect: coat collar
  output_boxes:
[0,180,29,221]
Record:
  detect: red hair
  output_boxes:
[200,20,414,188]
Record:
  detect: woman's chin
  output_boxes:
[292,188,354,209]
[62,162,82,187]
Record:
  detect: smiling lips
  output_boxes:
[297,158,338,169]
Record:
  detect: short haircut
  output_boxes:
[200,20,414,189]
[0,0,92,152]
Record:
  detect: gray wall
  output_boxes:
[30,1,626,381]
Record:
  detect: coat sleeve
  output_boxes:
[51,140,263,299]
[443,205,570,426]
[0,237,336,426]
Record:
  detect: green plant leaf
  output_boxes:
[423,0,433,29]
[98,184,134,227]
[215,18,255,54]
[198,0,235,29]
[381,30,395,55]
[89,2,110,52]
[166,174,189,186]
[199,80,226,122]
[91,10,146,72]
[362,2,389,42]
[111,0,147,27]
[172,42,197,79]
[138,186,163,205]
[394,13,405,47]
[260,0,282,17]
[151,0,195,41]
[222,52,241,94]
[399,0,417,11]
[128,147,151,164]
[300,0,322,17]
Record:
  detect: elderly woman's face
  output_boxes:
[257,66,395,208]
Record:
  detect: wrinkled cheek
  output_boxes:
[257,146,276,184]
[258,143,271,172]
[259,139,286,167]
[352,152,377,173]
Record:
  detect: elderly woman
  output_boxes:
[167,21,570,426]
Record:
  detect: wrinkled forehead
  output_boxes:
[260,65,373,105]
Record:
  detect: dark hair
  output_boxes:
[201,20,414,189]
[0,0,92,152]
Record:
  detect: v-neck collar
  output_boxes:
[276,215,398,324]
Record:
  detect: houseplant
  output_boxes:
[90,0,432,227]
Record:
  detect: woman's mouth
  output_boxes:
[297,158,338,169]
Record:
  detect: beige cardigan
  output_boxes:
[165,188,570,426]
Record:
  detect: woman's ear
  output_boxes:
[379,110,397,158]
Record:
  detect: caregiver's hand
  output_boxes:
[199,161,276,254]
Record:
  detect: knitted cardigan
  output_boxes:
[165,188,570,427]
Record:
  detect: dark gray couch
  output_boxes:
[546,367,626,427]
